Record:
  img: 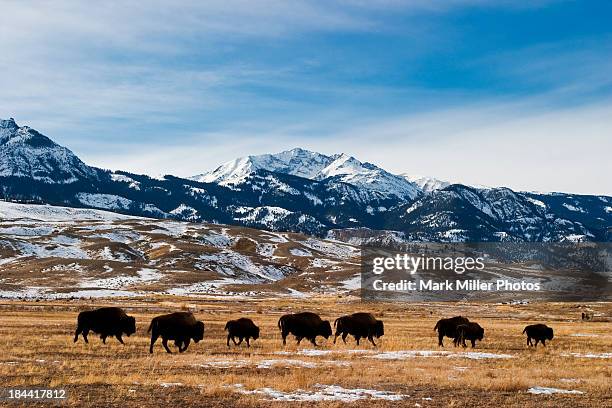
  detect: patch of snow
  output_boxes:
[289,248,312,257]
[233,383,407,402]
[561,352,612,359]
[527,386,583,395]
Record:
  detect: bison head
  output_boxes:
[476,326,484,341]
[192,321,205,343]
[374,320,385,338]
[546,327,554,340]
[320,321,332,339]
[252,326,260,340]
[122,316,136,336]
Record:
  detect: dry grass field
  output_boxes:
[0,297,610,407]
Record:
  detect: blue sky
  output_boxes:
[1,1,611,194]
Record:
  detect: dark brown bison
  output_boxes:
[225,318,260,347]
[74,307,136,344]
[278,312,332,346]
[333,312,384,346]
[523,324,554,347]
[433,316,469,346]
[148,312,205,354]
[453,322,484,348]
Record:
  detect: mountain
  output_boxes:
[192,148,421,201]
[0,118,99,183]
[402,174,451,193]
[0,118,610,242]
[0,200,360,299]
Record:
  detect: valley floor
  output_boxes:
[0,297,610,407]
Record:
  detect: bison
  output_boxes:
[453,322,484,348]
[333,312,384,346]
[148,312,205,354]
[225,318,260,347]
[278,312,332,346]
[523,324,554,347]
[433,316,469,346]
[74,307,136,344]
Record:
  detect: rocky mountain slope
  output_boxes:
[0,118,610,242]
[0,201,359,299]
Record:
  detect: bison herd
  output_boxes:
[74,307,555,354]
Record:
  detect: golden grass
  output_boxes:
[0,297,610,407]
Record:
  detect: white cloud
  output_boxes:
[79,99,612,196]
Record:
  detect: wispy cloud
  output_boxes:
[1,0,611,195]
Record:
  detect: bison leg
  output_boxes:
[74,325,83,343]
[115,334,124,345]
[541,339,546,347]
[149,333,159,354]
[470,339,476,348]
[296,336,303,345]
[341,332,348,344]
[179,339,190,353]
[101,335,107,344]
[282,332,288,346]
[82,329,89,343]
[309,337,318,347]
[527,336,532,346]
[227,334,231,347]
[333,333,338,344]
[355,336,360,346]
[246,337,251,347]
[438,333,444,347]
[232,336,239,345]
[534,339,539,348]
[236,337,243,345]
[368,335,377,347]
[162,338,172,354]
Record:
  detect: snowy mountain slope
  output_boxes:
[402,174,451,193]
[0,118,99,183]
[192,148,421,200]
[0,201,359,298]
[0,200,144,221]
[0,118,610,242]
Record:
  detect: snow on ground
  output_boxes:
[0,200,141,221]
[301,238,358,259]
[527,386,584,395]
[18,241,90,259]
[561,352,612,359]
[256,243,276,257]
[275,349,375,357]
[0,225,56,236]
[194,359,349,370]
[159,383,183,388]
[79,268,163,289]
[340,275,360,290]
[369,350,515,360]
[232,383,407,402]
[289,248,312,257]
[0,287,140,299]
[198,251,289,282]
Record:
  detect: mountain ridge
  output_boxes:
[1,118,610,243]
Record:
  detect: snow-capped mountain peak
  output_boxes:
[0,117,98,184]
[402,175,451,194]
[192,148,421,200]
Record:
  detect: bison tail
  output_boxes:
[334,317,340,329]
[433,321,439,331]
[147,318,157,334]
[278,316,285,331]
[224,322,229,331]
[522,327,527,334]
